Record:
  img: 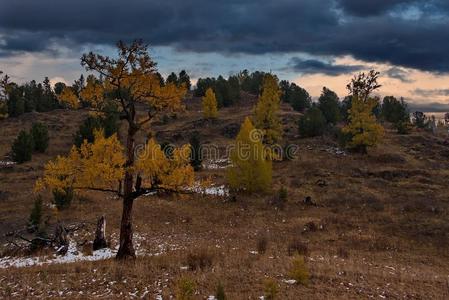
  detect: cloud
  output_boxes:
[385,67,414,83]
[288,57,364,76]
[408,101,449,112]
[0,0,449,73]
[413,88,449,97]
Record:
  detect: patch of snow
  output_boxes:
[282,279,297,285]
[0,241,115,269]
[202,158,232,170]
[188,182,229,197]
[0,161,15,168]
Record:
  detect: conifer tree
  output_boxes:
[202,88,218,119]
[227,117,272,193]
[254,75,282,144]
[342,97,384,153]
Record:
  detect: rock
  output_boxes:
[303,196,317,206]
[315,179,327,187]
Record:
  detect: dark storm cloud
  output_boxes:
[385,67,414,83]
[1,0,449,72]
[288,57,364,76]
[336,0,416,16]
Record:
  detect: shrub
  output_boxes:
[215,282,226,300]
[412,111,428,129]
[395,120,412,134]
[52,187,74,210]
[287,240,309,256]
[31,122,49,153]
[186,248,213,271]
[288,256,309,285]
[11,130,34,163]
[298,107,326,137]
[257,235,268,254]
[189,131,202,171]
[264,278,279,300]
[176,277,196,300]
[28,196,43,231]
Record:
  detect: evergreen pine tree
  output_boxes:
[11,130,34,163]
[31,122,49,153]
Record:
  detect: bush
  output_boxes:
[186,248,213,271]
[189,132,202,171]
[31,122,49,153]
[257,235,268,254]
[298,107,326,137]
[11,130,34,163]
[176,277,196,300]
[28,196,43,231]
[395,120,412,134]
[264,278,279,300]
[287,240,309,256]
[215,282,226,300]
[412,111,428,129]
[288,256,309,285]
[52,187,74,210]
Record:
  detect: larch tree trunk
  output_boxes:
[116,117,138,259]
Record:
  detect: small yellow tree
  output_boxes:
[254,74,282,145]
[227,117,272,193]
[202,88,218,119]
[37,40,191,259]
[342,96,384,153]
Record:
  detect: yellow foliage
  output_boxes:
[134,139,194,191]
[59,87,80,109]
[254,74,282,145]
[79,77,105,110]
[227,117,272,193]
[288,256,309,285]
[202,88,218,119]
[342,96,384,152]
[37,134,194,194]
[36,130,125,193]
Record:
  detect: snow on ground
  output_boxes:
[0,241,115,269]
[202,158,232,170]
[0,232,184,269]
[0,161,15,168]
[188,182,229,197]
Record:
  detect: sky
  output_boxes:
[1,0,449,111]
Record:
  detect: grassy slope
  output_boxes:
[0,96,448,299]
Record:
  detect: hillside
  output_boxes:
[0,94,448,299]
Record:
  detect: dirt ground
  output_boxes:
[0,96,448,299]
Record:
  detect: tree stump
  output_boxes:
[93,216,108,251]
[54,223,69,255]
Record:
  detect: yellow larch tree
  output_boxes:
[253,74,282,145]
[37,40,192,259]
[202,88,218,119]
[227,117,272,193]
[342,96,384,153]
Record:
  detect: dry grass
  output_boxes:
[0,98,449,298]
